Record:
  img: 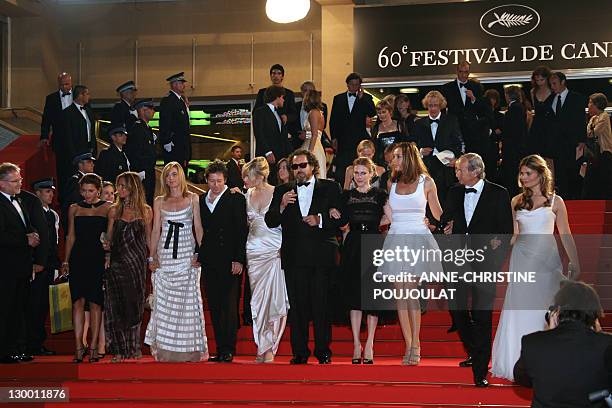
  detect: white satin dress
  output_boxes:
[246,188,289,357]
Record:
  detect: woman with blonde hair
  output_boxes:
[104,172,152,362]
[144,162,209,362]
[381,142,443,365]
[243,157,289,363]
[301,90,327,178]
[343,139,386,190]
[491,154,580,381]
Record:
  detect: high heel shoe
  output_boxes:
[408,346,420,366]
[363,344,374,365]
[351,345,362,364]
[88,348,100,363]
[73,347,85,364]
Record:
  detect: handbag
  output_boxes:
[49,281,73,334]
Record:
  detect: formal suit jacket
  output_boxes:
[442,180,513,270]
[110,99,137,131]
[514,321,612,408]
[40,91,66,149]
[415,113,464,159]
[125,119,157,173]
[198,189,247,269]
[252,105,292,160]
[254,87,297,126]
[17,190,49,269]
[95,144,130,183]
[442,79,487,138]
[159,92,191,162]
[265,178,342,269]
[329,92,376,160]
[550,91,587,159]
[226,159,243,190]
[502,101,528,160]
[61,103,97,161]
[0,194,35,278]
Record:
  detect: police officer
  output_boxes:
[159,72,191,171]
[95,127,130,183]
[126,99,157,204]
[109,81,138,131]
[27,178,59,356]
[61,152,95,232]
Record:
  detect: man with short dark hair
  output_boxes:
[95,127,130,183]
[198,160,247,363]
[110,80,138,130]
[329,72,376,186]
[254,64,297,130]
[226,145,243,190]
[61,85,96,169]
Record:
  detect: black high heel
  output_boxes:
[73,348,85,363]
[352,357,362,364]
[88,347,99,363]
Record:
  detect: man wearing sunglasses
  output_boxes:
[265,149,342,365]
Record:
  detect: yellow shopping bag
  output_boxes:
[49,281,73,334]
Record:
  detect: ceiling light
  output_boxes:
[503,83,523,88]
[266,0,310,24]
[400,88,420,94]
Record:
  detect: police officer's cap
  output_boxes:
[133,99,155,110]
[166,72,187,83]
[108,127,128,138]
[116,81,137,93]
[32,177,55,191]
[73,152,96,165]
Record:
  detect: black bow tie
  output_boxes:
[79,106,85,111]
[429,118,440,125]
[297,182,310,187]
[62,92,71,97]
[459,82,467,88]
[465,188,477,194]
[348,93,357,98]
[10,195,17,202]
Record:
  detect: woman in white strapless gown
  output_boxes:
[243,157,289,363]
[382,142,444,365]
[491,155,580,381]
[301,90,327,179]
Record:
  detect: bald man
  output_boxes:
[40,72,73,192]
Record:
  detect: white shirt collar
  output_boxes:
[267,103,277,113]
[429,112,442,121]
[74,102,84,109]
[298,175,316,187]
[347,91,357,98]
[466,178,485,193]
[559,88,569,99]
[457,79,467,87]
[0,191,12,201]
[207,185,228,203]
[170,90,182,100]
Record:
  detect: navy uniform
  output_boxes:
[159,72,191,168]
[126,99,157,204]
[95,127,131,183]
[109,81,138,131]
[26,178,59,356]
[60,153,95,232]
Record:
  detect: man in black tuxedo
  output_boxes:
[226,145,244,190]
[125,99,157,205]
[514,281,612,407]
[95,127,130,183]
[329,72,376,187]
[198,161,247,363]
[500,86,528,197]
[252,86,293,185]
[26,178,59,356]
[60,153,95,232]
[415,90,463,205]
[290,81,330,151]
[442,153,513,387]
[0,163,41,364]
[265,149,342,364]
[60,85,96,169]
[254,64,297,134]
[109,80,138,131]
[549,72,586,199]
[159,72,191,170]
[40,72,73,191]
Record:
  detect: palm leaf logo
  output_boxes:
[488,12,533,28]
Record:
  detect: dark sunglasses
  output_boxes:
[291,163,309,170]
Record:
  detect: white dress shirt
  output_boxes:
[171,90,190,115]
[457,79,467,105]
[123,99,138,118]
[464,178,484,226]
[429,112,442,154]
[347,92,357,113]
[60,90,73,110]
[1,191,26,226]
[74,102,91,142]
[267,103,282,132]
[206,186,228,213]
[552,88,569,114]
[296,175,323,228]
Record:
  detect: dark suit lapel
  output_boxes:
[308,179,321,215]
[0,194,26,229]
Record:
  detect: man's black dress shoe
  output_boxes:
[29,347,56,356]
[474,378,489,387]
[221,353,233,363]
[459,356,473,367]
[0,355,19,364]
[16,353,34,362]
[318,356,332,364]
[289,356,308,365]
[208,355,223,362]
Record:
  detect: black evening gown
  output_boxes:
[529,93,555,157]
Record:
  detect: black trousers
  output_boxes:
[285,264,333,360]
[0,275,28,357]
[26,270,51,350]
[143,168,156,206]
[54,150,73,198]
[449,277,496,380]
[202,265,240,355]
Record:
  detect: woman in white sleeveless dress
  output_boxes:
[491,155,580,380]
[242,157,289,363]
[301,90,327,179]
[145,162,209,362]
[382,142,443,365]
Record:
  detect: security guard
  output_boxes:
[126,99,157,204]
[159,72,191,170]
[95,127,130,183]
[110,80,138,131]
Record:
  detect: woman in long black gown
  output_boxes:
[529,66,555,161]
[62,173,111,363]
